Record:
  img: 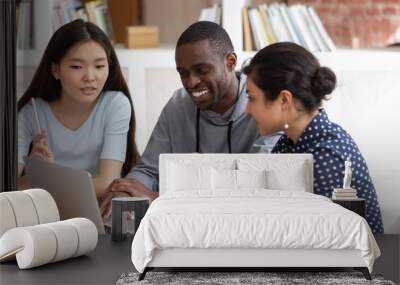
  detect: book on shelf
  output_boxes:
[307,6,336,51]
[51,0,114,40]
[288,5,318,52]
[17,0,33,49]
[258,5,277,45]
[242,7,254,52]
[222,0,245,52]
[241,2,336,52]
[266,4,291,43]
[248,8,265,50]
[332,196,360,201]
[333,188,357,193]
[333,192,358,197]
[198,4,221,25]
[279,4,302,45]
[332,188,358,200]
[332,196,359,200]
[303,6,326,51]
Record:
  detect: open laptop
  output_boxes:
[24,156,105,234]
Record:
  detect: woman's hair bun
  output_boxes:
[312,66,336,99]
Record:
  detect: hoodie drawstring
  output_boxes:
[227,120,233,153]
[196,108,200,153]
[196,108,233,153]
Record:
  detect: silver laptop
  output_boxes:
[24,156,105,234]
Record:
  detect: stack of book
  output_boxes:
[52,0,114,40]
[241,3,335,52]
[332,188,358,200]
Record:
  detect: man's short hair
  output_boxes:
[176,21,234,58]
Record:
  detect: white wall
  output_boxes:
[142,0,217,44]
[318,51,400,234]
[326,73,400,233]
[145,68,181,141]
[16,67,36,100]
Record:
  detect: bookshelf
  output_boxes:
[17,0,333,67]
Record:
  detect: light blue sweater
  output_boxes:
[18,91,131,175]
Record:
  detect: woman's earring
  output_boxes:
[284,123,289,129]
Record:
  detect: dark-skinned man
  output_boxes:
[101,21,280,215]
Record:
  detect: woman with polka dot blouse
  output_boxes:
[244,42,383,233]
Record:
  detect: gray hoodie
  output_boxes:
[127,74,281,191]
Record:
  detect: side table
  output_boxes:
[332,198,366,218]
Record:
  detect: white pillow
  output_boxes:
[236,169,267,189]
[237,158,310,192]
[211,169,268,190]
[167,162,211,191]
[211,168,236,190]
[266,169,307,191]
[165,158,235,193]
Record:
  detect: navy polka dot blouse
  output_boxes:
[272,109,384,233]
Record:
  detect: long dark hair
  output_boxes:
[18,19,139,176]
[244,42,336,112]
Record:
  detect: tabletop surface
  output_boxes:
[0,234,134,285]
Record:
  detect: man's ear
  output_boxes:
[51,63,60,80]
[279,90,293,110]
[225,51,237,72]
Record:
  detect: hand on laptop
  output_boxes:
[30,129,54,162]
[108,178,158,201]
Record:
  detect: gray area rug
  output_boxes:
[117,271,396,285]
